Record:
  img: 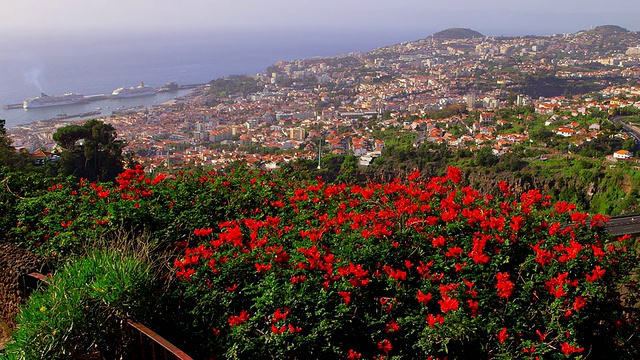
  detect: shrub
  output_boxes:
[3,250,154,359]
[173,167,640,359]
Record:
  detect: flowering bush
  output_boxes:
[174,167,640,359]
[5,165,640,358]
[8,166,290,262]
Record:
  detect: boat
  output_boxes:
[23,93,86,109]
[79,111,101,117]
[157,82,179,92]
[111,82,156,98]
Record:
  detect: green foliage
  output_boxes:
[518,73,623,98]
[52,119,125,182]
[430,28,484,39]
[171,168,640,358]
[529,127,556,143]
[4,250,154,359]
[207,75,263,98]
[2,164,640,358]
[474,147,499,167]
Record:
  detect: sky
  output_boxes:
[1,0,639,39]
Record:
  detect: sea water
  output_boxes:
[0,29,425,128]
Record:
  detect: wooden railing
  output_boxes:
[125,320,193,360]
[21,272,193,360]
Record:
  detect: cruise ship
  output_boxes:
[111,82,156,98]
[23,93,86,109]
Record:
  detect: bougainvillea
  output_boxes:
[171,167,640,358]
[7,166,640,358]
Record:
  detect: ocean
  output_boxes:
[0,29,427,128]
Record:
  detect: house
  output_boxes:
[479,112,494,123]
[554,127,575,137]
[31,150,58,165]
[613,149,633,160]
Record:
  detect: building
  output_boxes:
[613,149,632,160]
[209,128,233,143]
[289,127,306,141]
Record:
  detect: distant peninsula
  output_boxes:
[430,28,484,39]
[584,24,630,35]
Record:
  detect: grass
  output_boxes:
[2,249,155,360]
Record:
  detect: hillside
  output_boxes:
[585,24,630,35]
[430,27,484,39]
[1,167,639,358]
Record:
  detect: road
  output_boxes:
[603,214,640,236]
[610,115,640,150]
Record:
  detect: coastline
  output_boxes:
[2,88,199,130]
[7,87,202,153]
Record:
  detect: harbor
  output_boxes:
[0,85,202,129]
[3,82,199,111]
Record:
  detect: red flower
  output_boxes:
[531,242,553,267]
[510,215,525,233]
[255,263,272,273]
[290,275,307,284]
[228,310,250,327]
[416,290,433,305]
[591,245,605,260]
[338,291,352,305]
[426,314,445,328]
[271,324,287,334]
[272,308,290,323]
[431,235,446,248]
[445,246,463,258]
[377,339,392,355]
[287,324,302,333]
[560,342,584,356]
[573,296,587,311]
[554,201,575,214]
[498,181,512,196]
[347,349,362,360]
[497,327,508,344]
[385,321,401,333]
[536,330,547,342]
[383,266,407,281]
[545,272,569,298]
[586,266,606,282]
[495,272,514,299]
[438,295,459,313]
[446,166,462,184]
[570,211,589,225]
[466,299,479,317]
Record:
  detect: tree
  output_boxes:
[336,155,358,183]
[53,119,125,181]
[622,138,636,152]
[0,119,35,170]
[474,146,499,167]
[529,127,555,143]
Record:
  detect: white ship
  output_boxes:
[23,93,86,109]
[111,82,156,98]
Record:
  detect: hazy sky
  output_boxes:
[1,0,639,38]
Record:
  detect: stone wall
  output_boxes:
[0,242,47,341]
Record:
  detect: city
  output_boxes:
[7,26,640,174]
